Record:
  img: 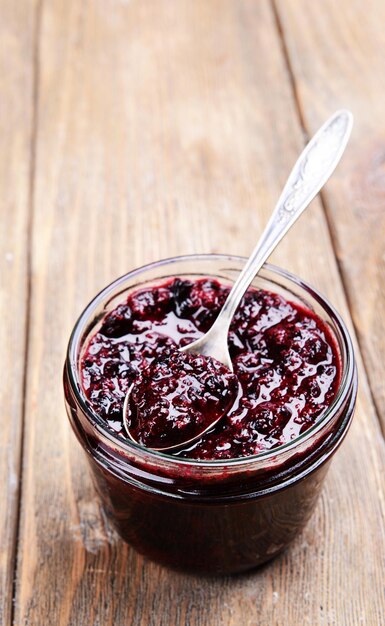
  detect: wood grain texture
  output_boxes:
[274,0,385,434]
[0,1,36,624]
[10,1,385,624]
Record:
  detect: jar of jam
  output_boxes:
[63,255,357,575]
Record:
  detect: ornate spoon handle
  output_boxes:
[184,110,353,367]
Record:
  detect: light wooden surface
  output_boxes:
[0,2,35,625]
[1,1,384,624]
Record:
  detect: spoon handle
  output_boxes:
[207,110,353,355]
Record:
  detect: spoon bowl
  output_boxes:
[122,383,229,452]
[122,348,239,451]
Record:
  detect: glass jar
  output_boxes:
[63,255,357,575]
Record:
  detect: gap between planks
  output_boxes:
[10,0,43,623]
[270,0,385,441]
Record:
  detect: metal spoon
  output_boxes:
[123,109,353,448]
[181,109,353,368]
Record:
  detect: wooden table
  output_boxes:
[1,1,385,624]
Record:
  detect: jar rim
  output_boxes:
[66,254,355,470]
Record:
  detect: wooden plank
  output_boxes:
[0,1,35,624]
[14,0,385,624]
[274,0,385,434]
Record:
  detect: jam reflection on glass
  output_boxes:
[81,277,341,459]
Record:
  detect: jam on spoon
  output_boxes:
[124,349,238,451]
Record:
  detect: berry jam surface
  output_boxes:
[81,278,341,460]
[126,350,238,450]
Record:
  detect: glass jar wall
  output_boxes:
[64,256,357,574]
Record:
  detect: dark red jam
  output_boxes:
[126,350,238,450]
[81,278,341,460]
